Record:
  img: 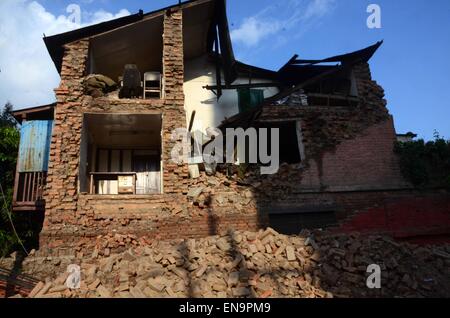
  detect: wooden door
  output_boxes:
[133,156,161,194]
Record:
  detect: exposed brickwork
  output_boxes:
[161,9,189,195]
[41,9,190,246]
[38,9,436,256]
[297,117,406,191]
[253,62,407,195]
[44,40,89,230]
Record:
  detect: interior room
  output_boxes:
[80,113,162,195]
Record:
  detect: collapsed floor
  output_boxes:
[1,229,450,298]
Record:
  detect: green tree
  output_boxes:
[0,102,20,256]
[394,132,450,189]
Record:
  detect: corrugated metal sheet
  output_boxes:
[18,120,53,172]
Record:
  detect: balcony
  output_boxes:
[13,171,47,212]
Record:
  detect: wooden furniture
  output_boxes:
[89,172,136,195]
[143,72,162,99]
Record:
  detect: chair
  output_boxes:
[119,64,142,99]
[143,72,162,99]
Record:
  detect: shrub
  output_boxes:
[394,132,450,189]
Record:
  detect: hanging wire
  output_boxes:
[0,183,28,256]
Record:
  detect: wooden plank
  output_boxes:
[36,172,40,200]
[188,110,196,132]
[307,92,359,102]
[98,149,109,172]
[278,54,299,73]
[90,174,94,195]
[41,172,44,198]
[264,63,355,105]
[23,173,29,202]
[122,150,132,172]
[111,150,120,172]
[203,82,281,90]
[27,173,32,202]
[12,205,42,212]
[31,172,36,201]
[12,159,20,204]
[35,172,39,201]
[90,172,136,176]
[38,172,44,199]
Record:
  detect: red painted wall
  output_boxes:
[333,193,450,240]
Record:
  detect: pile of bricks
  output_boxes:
[4,228,449,298]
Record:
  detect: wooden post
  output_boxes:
[13,169,20,204]
[90,174,94,195]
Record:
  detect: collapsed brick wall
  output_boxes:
[37,188,450,257]
[250,62,408,197]
[250,116,407,195]
[40,9,421,254]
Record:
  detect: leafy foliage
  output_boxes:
[394,132,450,189]
[0,102,20,257]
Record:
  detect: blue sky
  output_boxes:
[1,0,449,140]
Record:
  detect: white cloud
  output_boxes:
[230,17,281,47]
[303,0,336,20]
[230,0,336,48]
[0,0,130,110]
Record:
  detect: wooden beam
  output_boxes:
[203,82,281,90]
[216,0,237,85]
[264,62,355,105]
[278,54,299,73]
[307,92,359,102]
[12,164,20,205]
[188,110,196,132]
[213,27,223,99]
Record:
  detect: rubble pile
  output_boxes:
[3,229,450,298]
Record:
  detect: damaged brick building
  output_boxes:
[11,0,450,255]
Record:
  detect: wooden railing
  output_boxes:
[13,172,47,208]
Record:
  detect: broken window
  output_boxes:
[231,120,304,168]
[258,121,303,164]
[80,114,162,195]
[237,88,264,113]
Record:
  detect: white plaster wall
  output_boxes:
[184,55,279,134]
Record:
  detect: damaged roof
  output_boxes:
[219,41,384,130]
